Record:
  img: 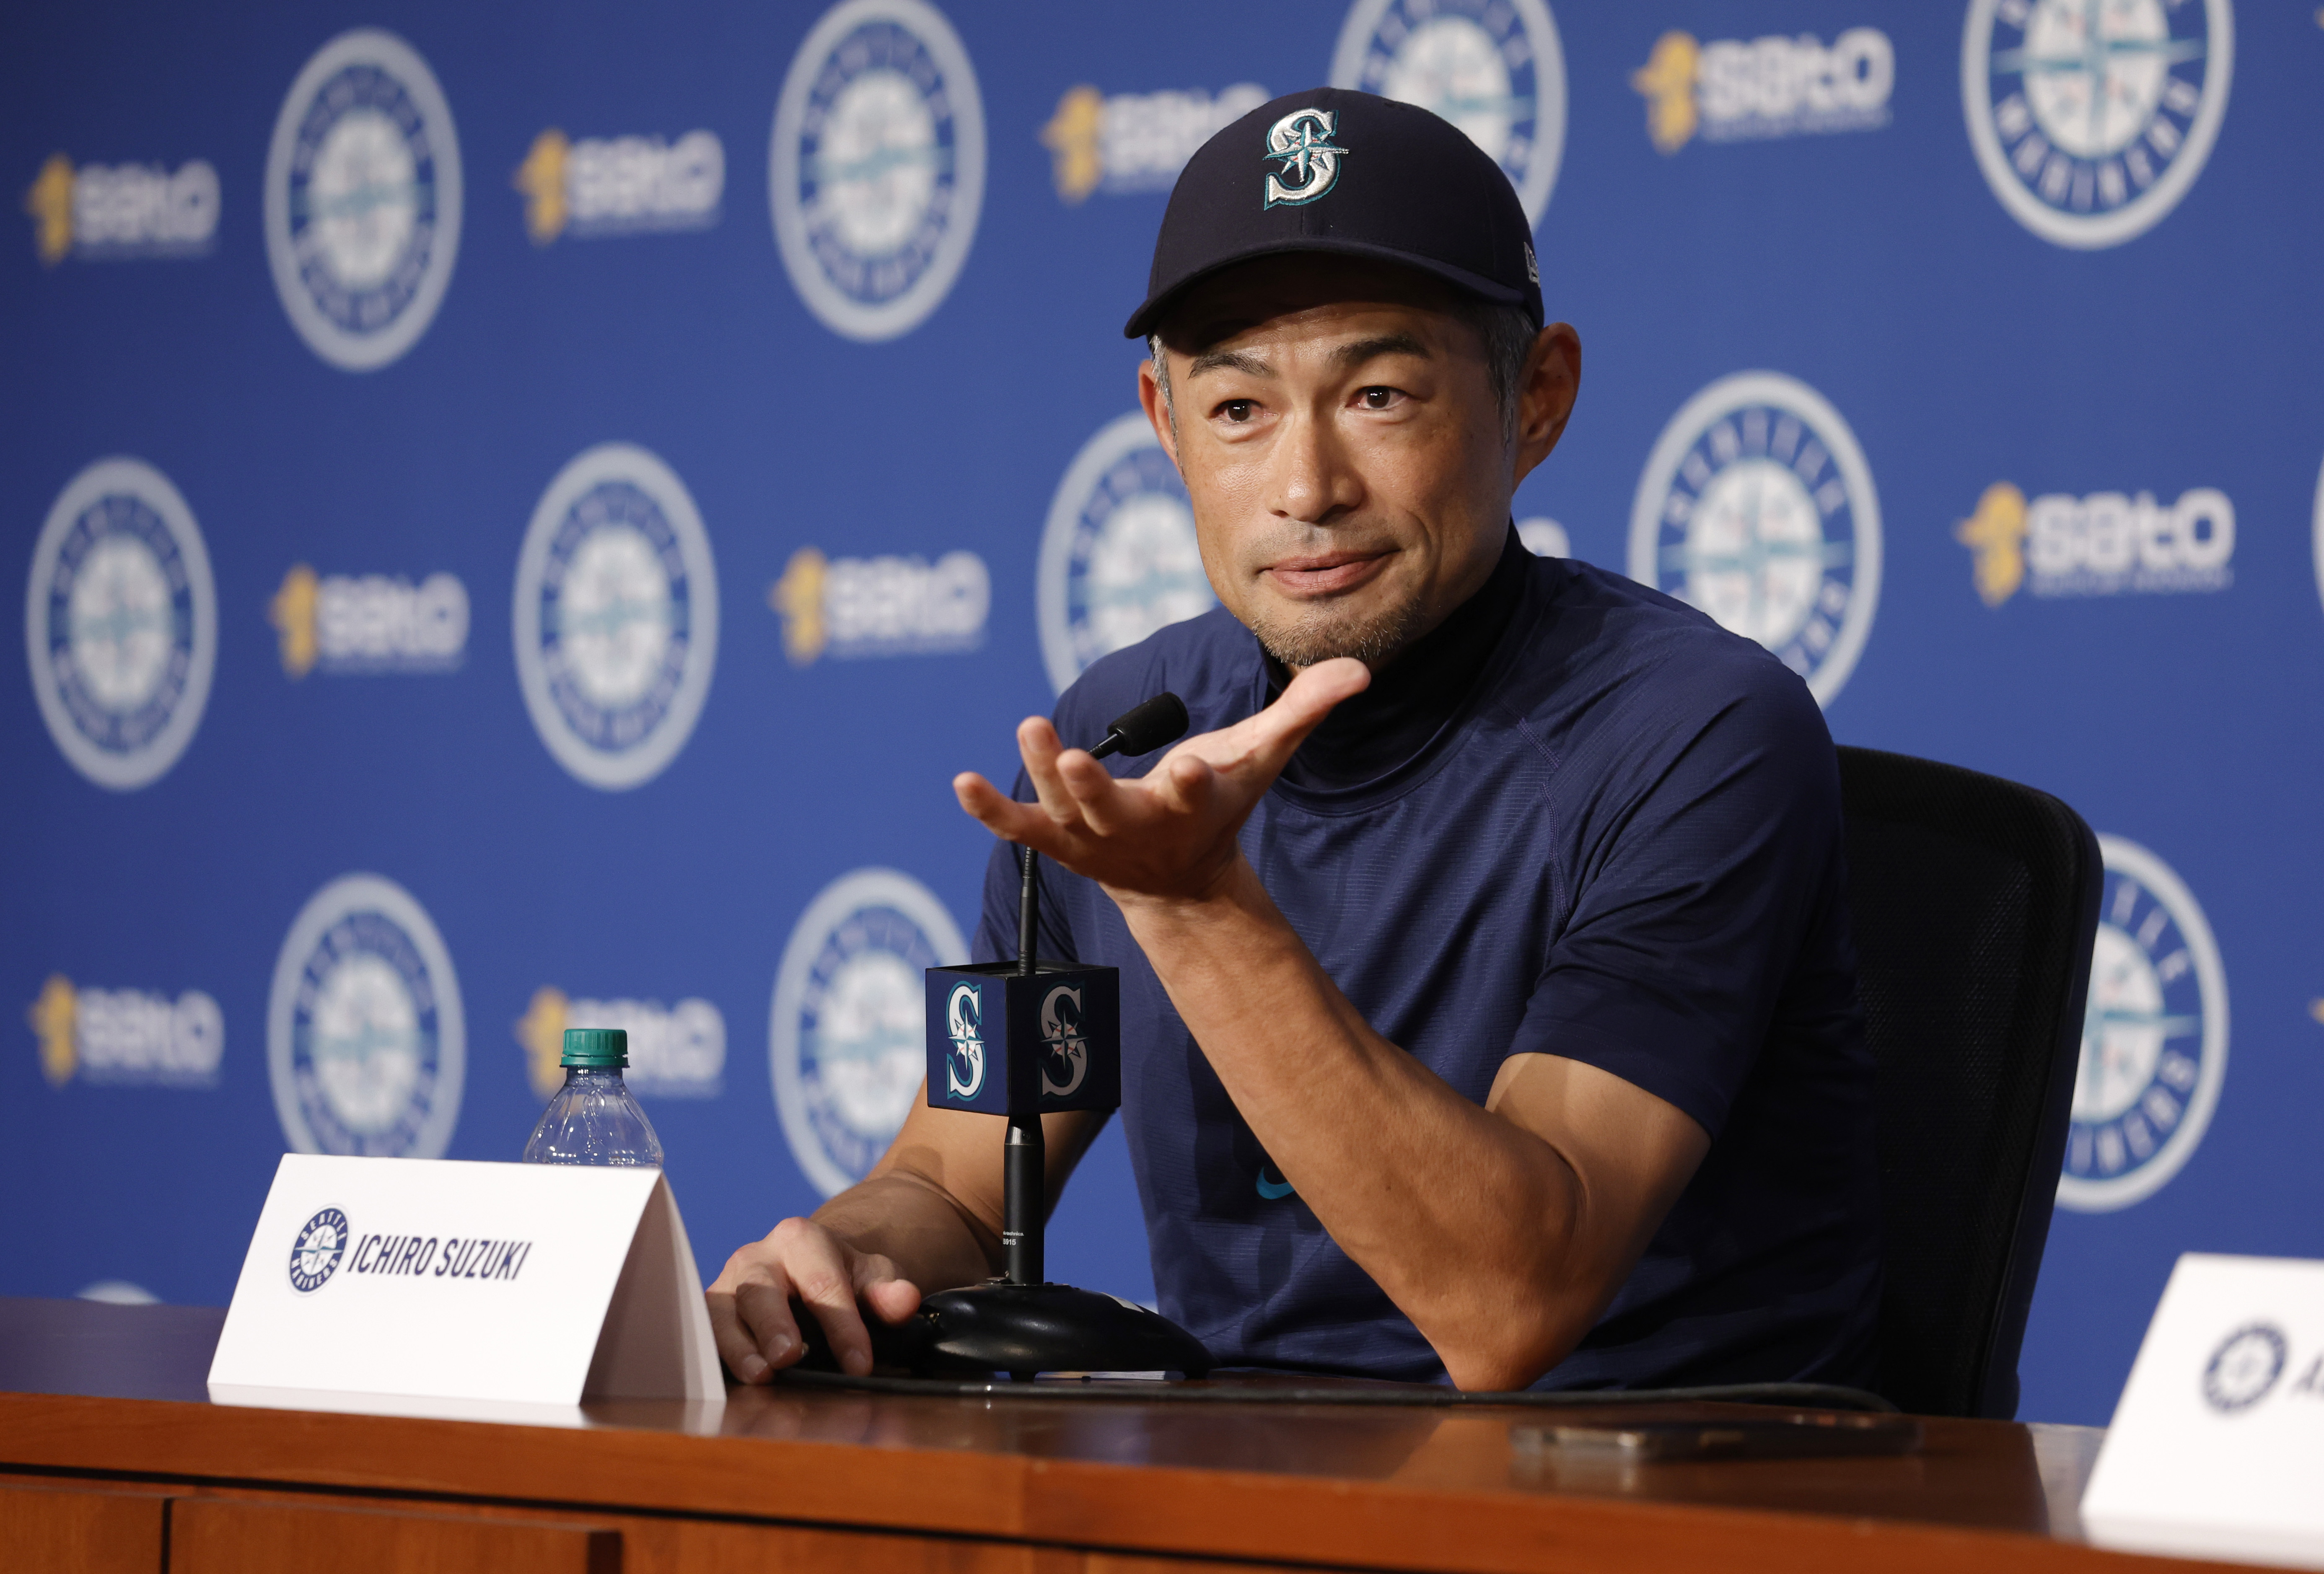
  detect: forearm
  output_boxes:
[1117,861,1598,1388]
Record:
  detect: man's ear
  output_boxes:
[1137,355,1181,470]
[1511,324,1581,488]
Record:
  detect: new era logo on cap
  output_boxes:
[1125,87,1542,339]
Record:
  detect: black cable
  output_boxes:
[768,1367,1898,1413]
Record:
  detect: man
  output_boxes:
[711,90,1879,1391]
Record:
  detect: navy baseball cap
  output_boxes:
[1123,87,1542,341]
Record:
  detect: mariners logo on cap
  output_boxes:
[1037,412,1215,695]
[26,458,216,790]
[770,868,967,1196]
[2057,835,2228,1214]
[268,874,465,1162]
[513,443,719,791]
[769,0,986,342]
[264,29,463,370]
[1330,0,1567,224]
[1962,0,2231,250]
[1629,372,1882,708]
[1262,108,1347,207]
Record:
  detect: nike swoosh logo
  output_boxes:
[1256,1170,1295,1200]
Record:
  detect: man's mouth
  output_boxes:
[1263,549,1393,598]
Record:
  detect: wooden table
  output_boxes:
[0,1296,2234,1574]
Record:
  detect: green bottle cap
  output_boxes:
[561,1027,629,1068]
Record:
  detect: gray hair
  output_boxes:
[1148,298,1536,445]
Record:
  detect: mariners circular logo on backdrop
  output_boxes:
[1628,372,1882,707]
[1037,411,1216,696]
[770,868,967,1196]
[1330,0,1567,223]
[2059,835,2228,1213]
[269,873,465,1161]
[25,457,216,790]
[1961,0,2232,250]
[513,443,719,791]
[264,29,463,370]
[769,0,986,342]
[288,1207,350,1293]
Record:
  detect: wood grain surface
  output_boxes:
[0,1298,2237,1574]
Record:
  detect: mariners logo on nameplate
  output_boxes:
[771,869,967,1195]
[514,442,718,791]
[769,0,985,342]
[264,28,463,370]
[288,1207,350,1293]
[1629,371,1882,707]
[1330,0,1566,223]
[268,874,466,1162]
[1961,0,2232,249]
[2058,835,2228,1213]
[1038,411,1215,696]
[26,457,216,790]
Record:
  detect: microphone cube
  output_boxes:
[924,962,1121,1116]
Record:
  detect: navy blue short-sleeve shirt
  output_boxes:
[973,544,1881,1387]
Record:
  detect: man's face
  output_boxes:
[1139,254,1569,671]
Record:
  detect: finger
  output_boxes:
[953,771,1060,849]
[1057,748,1135,836]
[852,1253,924,1326]
[705,1289,772,1384]
[732,1272,806,1374]
[787,1240,877,1377]
[1016,716,1083,827]
[1241,658,1371,773]
[1152,751,1220,818]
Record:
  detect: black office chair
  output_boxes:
[1836,746,2101,1420]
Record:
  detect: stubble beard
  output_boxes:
[1246,588,1430,671]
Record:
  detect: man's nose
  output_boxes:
[1268,406,1363,527]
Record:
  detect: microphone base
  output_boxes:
[869,1281,1213,1380]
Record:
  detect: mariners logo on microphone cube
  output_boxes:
[925,963,1120,1116]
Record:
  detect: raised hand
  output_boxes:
[952,658,1370,904]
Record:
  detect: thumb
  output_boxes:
[1250,657,1370,761]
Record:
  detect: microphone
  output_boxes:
[1088,691,1191,761]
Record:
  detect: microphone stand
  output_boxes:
[851,694,1212,1380]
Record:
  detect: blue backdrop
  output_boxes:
[6,0,2317,1427]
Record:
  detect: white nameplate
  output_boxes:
[2083,1253,2324,1569]
[208,1154,724,1411]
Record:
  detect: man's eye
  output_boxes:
[1219,400,1257,423]
[1359,387,1400,410]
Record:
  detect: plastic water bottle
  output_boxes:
[522,1027,664,1167]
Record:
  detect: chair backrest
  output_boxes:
[1836,746,2100,1419]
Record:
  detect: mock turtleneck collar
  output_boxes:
[1264,526,1528,792]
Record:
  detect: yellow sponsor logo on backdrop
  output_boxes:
[515,130,572,243]
[271,566,321,676]
[771,548,830,664]
[28,975,222,1087]
[515,987,570,1099]
[517,986,725,1098]
[1631,34,1702,154]
[1956,482,2233,603]
[1955,483,2029,608]
[23,153,219,262]
[29,976,76,1086]
[1632,27,1891,153]
[516,127,722,243]
[771,546,988,665]
[1041,83,1268,204]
